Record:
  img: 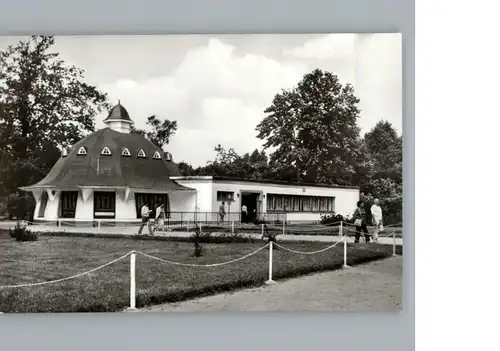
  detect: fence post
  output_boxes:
[261,223,264,237]
[339,221,343,238]
[231,221,235,234]
[282,220,286,236]
[57,219,60,227]
[343,236,350,269]
[392,231,397,256]
[97,220,101,233]
[200,222,203,234]
[128,251,137,311]
[265,241,276,284]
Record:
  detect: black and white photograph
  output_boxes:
[0,33,403,313]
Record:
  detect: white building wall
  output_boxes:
[173,177,360,224]
[33,188,197,222]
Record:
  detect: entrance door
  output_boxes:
[241,192,260,223]
[60,191,78,218]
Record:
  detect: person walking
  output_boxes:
[353,200,370,243]
[370,199,383,243]
[138,202,153,235]
[218,201,226,224]
[154,203,165,233]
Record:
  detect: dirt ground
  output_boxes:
[142,256,402,312]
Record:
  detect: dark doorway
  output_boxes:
[60,191,78,218]
[241,192,260,223]
[94,191,116,219]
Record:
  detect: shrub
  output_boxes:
[190,223,204,257]
[9,221,39,242]
[320,212,350,225]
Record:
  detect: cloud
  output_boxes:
[98,38,310,166]
[283,34,359,60]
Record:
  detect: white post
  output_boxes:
[282,220,286,236]
[339,221,343,238]
[261,223,264,237]
[265,241,276,284]
[128,251,137,311]
[97,220,101,233]
[392,231,397,256]
[343,236,350,268]
[232,221,235,234]
[200,222,203,234]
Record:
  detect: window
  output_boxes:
[137,149,146,158]
[135,193,170,219]
[152,151,161,159]
[121,147,131,157]
[61,148,68,157]
[101,146,112,156]
[94,192,116,218]
[77,146,87,155]
[165,152,172,161]
[266,193,335,213]
[217,191,234,202]
[60,191,78,218]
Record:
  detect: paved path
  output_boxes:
[142,256,402,312]
[0,221,402,245]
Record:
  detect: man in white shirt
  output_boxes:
[138,202,153,235]
[241,204,248,223]
[370,199,383,243]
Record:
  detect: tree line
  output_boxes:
[0,36,402,223]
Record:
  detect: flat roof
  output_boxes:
[169,176,359,190]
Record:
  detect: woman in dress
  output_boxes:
[154,204,165,233]
[353,200,370,243]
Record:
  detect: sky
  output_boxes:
[0,34,402,167]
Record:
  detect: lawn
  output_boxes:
[0,229,402,313]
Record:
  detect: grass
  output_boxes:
[0,229,403,313]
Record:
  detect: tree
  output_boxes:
[256,69,362,185]
[359,121,403,224]
[0,36,110,217]
[363,120,402,184]
[131,115,178,149]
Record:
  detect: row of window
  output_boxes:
[61,146,172,161]
[267,194,335,213]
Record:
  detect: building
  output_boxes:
[19,102,196,224]
[19,102,359,226]
[171,176,359,224]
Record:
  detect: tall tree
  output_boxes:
[363,120,403,188]
[0,36,110,216]
[256,69,362,185]
[131,115,178,149]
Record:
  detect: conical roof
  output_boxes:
[103,101,133,123]
[21,128,189,191]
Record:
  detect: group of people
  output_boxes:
[137,202,167,236]
[218,202,256,224]
[352,194,384,244]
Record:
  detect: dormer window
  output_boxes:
[77,146,87,155]
[137,149,146,158]
[101,146,112,156]
[61,148,68,157]
[152,151,161,159]
[121,147,131,157]
[165,152,172,161]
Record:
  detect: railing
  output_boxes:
[32,211,287,227]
